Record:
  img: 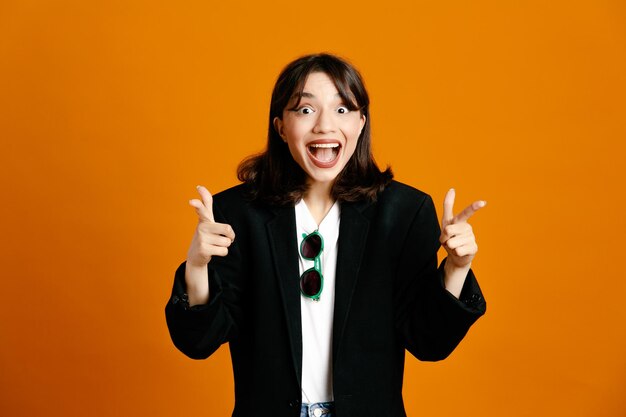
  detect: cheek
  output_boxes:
[285,141,303,161]
[343,135,360,160]
[346,115,364,137]
[344,123,363,148]
[283,122,307,144]
[286,138,307,161]
[344,126,364,160]
[346,140,359,158]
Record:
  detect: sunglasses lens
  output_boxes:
[300,269,321,297]
[301,234,322,259]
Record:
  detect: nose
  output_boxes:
[312,108,336,134]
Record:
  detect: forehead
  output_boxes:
[301,72,338,93]
[288,71,357,108]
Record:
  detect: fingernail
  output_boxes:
[196,185,201,190]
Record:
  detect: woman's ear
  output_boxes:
[273,117,286,142]
[360,114,366,133]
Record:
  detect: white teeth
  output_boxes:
[309,143,339,148]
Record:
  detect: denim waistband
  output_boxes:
[300,401,335,417]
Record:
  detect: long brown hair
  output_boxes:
[237,53,392,205]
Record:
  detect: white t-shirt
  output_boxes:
[295,199,340,404]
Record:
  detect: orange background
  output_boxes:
[1,1,625,416]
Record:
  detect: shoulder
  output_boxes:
[377,180,432,210]
[212,183,250,206]
[367,180,439,230]
[353,181,439,244]
[208,183,251,222]
[211,183,276,224]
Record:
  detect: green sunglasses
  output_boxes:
[299,230,324,301]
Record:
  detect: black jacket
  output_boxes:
[166,181,486,417]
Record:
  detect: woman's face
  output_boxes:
[273,72,366,188]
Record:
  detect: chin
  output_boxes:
[305,166,344,186]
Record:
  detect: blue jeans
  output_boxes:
[300,401,335,417]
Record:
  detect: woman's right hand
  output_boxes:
[187,185,236,267]
[185,185,236,305]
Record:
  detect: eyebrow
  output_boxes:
[287,91,351,112]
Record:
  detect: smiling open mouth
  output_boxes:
[308,143,340,164]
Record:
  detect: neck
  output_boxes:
[303,181,335,226]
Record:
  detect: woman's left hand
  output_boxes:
[439,188,486,270]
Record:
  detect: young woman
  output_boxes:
[166,53,487,417]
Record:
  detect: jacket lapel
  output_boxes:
[332,200,372,363]
[265,200,373,381]
[266,205,303,384]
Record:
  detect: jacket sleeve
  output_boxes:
[164,200,246,360]
[394,194,486,361]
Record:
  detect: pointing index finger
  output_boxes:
[442,188,455,226]
[453,200,487,223]
[194,185,215,223]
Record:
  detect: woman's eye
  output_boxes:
[337,106,349,114]
[297,107,314,115]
